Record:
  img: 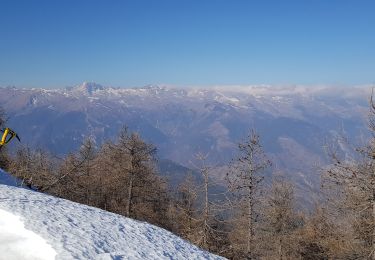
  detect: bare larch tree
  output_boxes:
[226,129,271,258]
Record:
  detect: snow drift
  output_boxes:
[0,172,223,259]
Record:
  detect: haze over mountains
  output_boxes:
[0,82,371,191]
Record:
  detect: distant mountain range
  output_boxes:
[0,82,372,194]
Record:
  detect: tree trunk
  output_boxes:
[126,174,134,217]
[278,237,283,260]
[86,162,90,205]
[247,186,253,257]
[203,169,209,248]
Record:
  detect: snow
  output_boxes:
[0,209,57,260]
[0,181,224,259]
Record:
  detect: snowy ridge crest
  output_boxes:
[3,82,371,102]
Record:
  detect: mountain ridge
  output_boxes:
[0,83,372,192]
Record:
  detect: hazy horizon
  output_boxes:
[1,81,373,91]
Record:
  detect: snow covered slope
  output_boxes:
[0,184,224,259]
[0,208,57,260]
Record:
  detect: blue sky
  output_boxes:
[0,0,374,88]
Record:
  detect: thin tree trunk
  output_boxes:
[86,163,90,205]
[278,237,283,260]
[126,173,134,217]
[247,186,253,257]
[204,168,209,248]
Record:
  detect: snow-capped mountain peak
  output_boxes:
[73,82,106,95]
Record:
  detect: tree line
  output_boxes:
[1,100,375,259]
